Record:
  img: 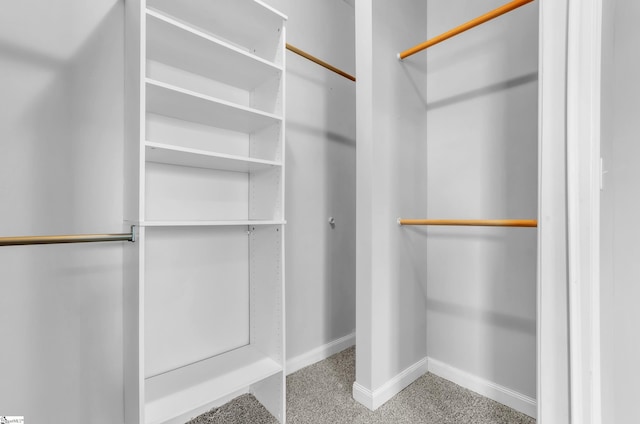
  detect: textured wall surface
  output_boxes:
[601,0,640,422]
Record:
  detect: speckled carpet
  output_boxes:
[186,393,276,423]
[187,347,536,424]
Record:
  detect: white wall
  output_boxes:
[537,1,571,421]
[0,1,125,422]
[600,0,640,422]
[424,0,538,405]
[354,0,430,408]
[262,0,357,365]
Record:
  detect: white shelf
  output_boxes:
[125,1,286,421]
[146,9,282,91]
[147,0,286,62]
[141,220,286,227]
[145,345,282,424]
[146,79,282,133]
[145,142,281,172]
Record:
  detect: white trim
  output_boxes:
[352,382,375,410]
[537,1,573,422]
[352,357,427,411]
[286,332,355,375]
[566,0,603,423]
[427,357,537,419]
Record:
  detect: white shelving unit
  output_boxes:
[124,1,286,423]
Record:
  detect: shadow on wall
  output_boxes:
[284,47,356,359]
[323,75,356,350]
[0,38,65,70]
[287,120,355,148]
[425,72,538,111]
[399,60,429,110]
[0,2,125,423]
[420,0,539,400]
[426,297,535,335]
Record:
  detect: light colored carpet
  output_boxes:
[185,393,277,424]
[189,347,536,423]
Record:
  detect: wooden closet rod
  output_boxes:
[398,0,535,60]
[398,219,537,227]
[0,226,136,246]
[286,43,356,82]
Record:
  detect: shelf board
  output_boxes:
[145,142,281,172]
[141,220,286,227]
[147,0,286,56]
[145,345,282,424]
[146,9,282,91]
[146,79,282,133]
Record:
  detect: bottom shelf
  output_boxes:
[145,345,282,424]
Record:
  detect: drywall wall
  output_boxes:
[601,0,640,422]
[537,1,571,421]
[0,1,125,422]
[424,0,538,412]
[261,0,357,367]
[354,0,429,409]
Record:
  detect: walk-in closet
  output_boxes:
[1,0,638,423]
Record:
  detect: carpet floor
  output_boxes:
[188,347,536,424]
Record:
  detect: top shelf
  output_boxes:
[146,9,282,91]
[147,0,286,64]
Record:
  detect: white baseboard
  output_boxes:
[427,357,537,418]
[286,332,355,375]
[352,357,428,411]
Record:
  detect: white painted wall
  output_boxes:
[354,0,430,409]
[0,1,125,422]
[261,0,357,365]
[600,0,640,422]
[537,1,571,421]
[424,0,538,405]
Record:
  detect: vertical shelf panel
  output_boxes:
[250,225,284,363]
[124,0,146,422]
[250,225,285,422]
[250,167,283,221]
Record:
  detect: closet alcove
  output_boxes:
[352,0,550,420]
